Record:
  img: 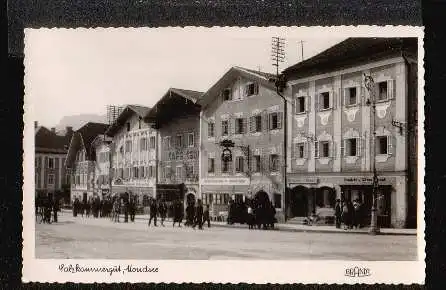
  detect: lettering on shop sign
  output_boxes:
[344,177,386,183]
[168,150,198,161]
[202,178,250,186]
[289,177,319,184]
[344,266,371,278]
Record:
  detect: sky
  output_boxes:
[25,27,346,128]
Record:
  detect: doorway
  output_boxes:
[287,186,309,218]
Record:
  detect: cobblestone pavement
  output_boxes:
[35,213,418,260]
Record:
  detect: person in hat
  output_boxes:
[148,199,158,227]
[335,199,342,228]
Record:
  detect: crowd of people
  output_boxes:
[334,198,365,230]
[35,194,60,224]
[228,199,277,230]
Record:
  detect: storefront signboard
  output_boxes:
[288,177,319,185]
[343,176,394,185]
[201,177,250,186]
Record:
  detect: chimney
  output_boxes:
[34,121,38,129]
[51,127,56,133]
[66,126,73,134]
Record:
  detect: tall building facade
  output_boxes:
[35,122,73,203]
[91,134,112,198]
[198,67,286,221]
[283,38,418,228]
[145,88,202,207]
[65,122,109,202]
[105,105,156,205]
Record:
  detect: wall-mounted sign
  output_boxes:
[288,177,319,184]
[202,178,250,186]
[343,176,390,185]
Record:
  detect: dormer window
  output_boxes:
[222,88,232,101]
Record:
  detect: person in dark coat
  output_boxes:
[342,201,350,230]
[172,200,183,227]
[129,196,136,222]
[52,197,59,223]
[334,199,342,228]
[203,205,211,228]
[158,201,167,226]
[148,199,158,227]
[185,204,195,227]
[193,199,204,230]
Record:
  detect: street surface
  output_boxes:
[35,213,417,260]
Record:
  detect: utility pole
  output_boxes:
[300,40,304,61]
[364,74,380,235]
[271,37,288,222]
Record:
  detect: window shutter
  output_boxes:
[356,137,361,157]
[263,112,269,133]
[229,118,235,135]
[315,93,320,111]
[387,135,393,155]
[45,157,49,168]
[268,113,273,130]
[254,83,259,95]
[360,86,366,105]
[314,141,319,159]
[277,112,283,129]
[387,79,394,99]
[242,118,248,134]
[304,142,308,159]
[332,90,337,109]
[249,116,255,133]
[356,86,361,105]
[341,139,345,157]
[243,85,248,97]
[329,91,334,109]
[330,141,335,158]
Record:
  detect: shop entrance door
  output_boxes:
[288,186,309,218]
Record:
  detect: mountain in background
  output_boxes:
[55,113,108,133]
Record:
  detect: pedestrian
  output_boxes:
[148,199,158,227]
[335,199,341,228]
[193,199,204,230]
[158,201,167,226]
[342,200,350,230]
[172,200,183,227]
[52,196,59,223]
[203,204,211,228]
[347,200,354,229]
[247,203,254,229]
[129,196,136,222]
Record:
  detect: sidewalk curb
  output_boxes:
[60,210,416,236]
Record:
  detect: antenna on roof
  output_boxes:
[271,37,286,76]
[299,40,305,61]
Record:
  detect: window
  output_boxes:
[221,120,229,136]
[378,82,388,101]
[235,156,244,173]
[133,167,139,178]
[208,122,215,138]
[35,157,41,167]
[253,155,261,173]
[235,118,245,134]
[222,88,232,101]
[274,193,282,208]
[164,166,171,179]
[187,133,194,147]
[48,174,55,185]
[48,158,54,169]
[176,167,183,179]
[377,136,392,155]
[321,141,330,157]
[320,92,331,110]
[345,138,359,157]
[140,138,147,151]
[164,136,171,149]
[149,166,155,178]
[125,140,132,152]
[245,83,259,97]
[295,143,306,159]
[315,141,331,158]
[208,158,215,173]
[126,122,131,132]
[269,112,283,130]
[270,154,279,172]
[345,87,358,106]
[221,158,232,174]
[176,134,183,148]
[149,136,156,149]
[250,115,262,132]
[138,117,142,129]
[296,96,306,113]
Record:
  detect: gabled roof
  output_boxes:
[35,126,73,154]
[283,37,418,79]
[197,66,277,108]
[144,88,203,128]
[106,104,151,136]
[65,122,108,167]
